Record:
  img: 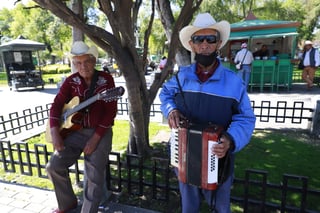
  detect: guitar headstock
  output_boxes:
[98,86,125,102]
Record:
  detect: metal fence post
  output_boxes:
[311,100,320,137]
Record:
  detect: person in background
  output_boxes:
[234,42,254,89]
[159,13,256,213]
[253,44,269,59]
[46,41,118,213]
[300,40,320,89]
[159,56,167,71]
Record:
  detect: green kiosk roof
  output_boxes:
[230,13,300,40]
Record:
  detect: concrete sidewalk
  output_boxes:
[0,181,160,213]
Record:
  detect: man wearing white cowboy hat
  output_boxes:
[46,41,118,213]
[160,13,255,213]
[300,40,320,89]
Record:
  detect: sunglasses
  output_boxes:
[191,35,218,44]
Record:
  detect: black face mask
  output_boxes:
[194,52,218,67]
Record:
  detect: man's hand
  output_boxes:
[50,127,65,151]
[212,135,232,158]
[168,109,186,129]
[83,133,101,155]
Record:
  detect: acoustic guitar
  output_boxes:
[45,86,125,143]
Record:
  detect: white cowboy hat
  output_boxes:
[179,13,230,52]
[304,40,313,46]
[70,41,98,59]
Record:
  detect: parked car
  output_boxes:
[101,60,121,77]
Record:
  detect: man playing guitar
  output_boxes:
[46,41,118,213]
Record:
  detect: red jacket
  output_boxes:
[49,71,118,137]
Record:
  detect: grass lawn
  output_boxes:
[0,72,8,86]
[236,129,320,187]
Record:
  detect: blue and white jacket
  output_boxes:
[159,62,256,153]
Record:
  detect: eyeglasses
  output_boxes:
[73,59,94,67]
[191,35,218,44]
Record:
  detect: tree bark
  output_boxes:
[71,0,84,42]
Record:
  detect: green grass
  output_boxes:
[42,73,70,84]
[0,64,102,86]
[232,129,320,212]
[0,72,7,86]
[235,129,320,188]
[0,71,69,86]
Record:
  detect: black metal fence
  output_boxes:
[0,104,50,141]
[0,97,317,142]
[251,99,314,130]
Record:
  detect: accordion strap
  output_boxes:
[175,72,191,118]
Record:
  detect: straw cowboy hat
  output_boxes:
[304,40,313,46]
[70,41,99,59]
[179,13,230,52]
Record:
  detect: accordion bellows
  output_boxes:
[170,124,224,190]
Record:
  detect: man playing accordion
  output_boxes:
[159,13,256,213]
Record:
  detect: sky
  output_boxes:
[0,0,29,9]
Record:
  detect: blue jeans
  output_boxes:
[237,65,251,89]
[178,155,235,213]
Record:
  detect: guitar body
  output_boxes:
[45,96,83,143]
[45,86,125,143]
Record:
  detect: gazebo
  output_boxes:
[0,36,46,90]
[0,36,46,52]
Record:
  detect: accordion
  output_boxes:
[170,124,224,190]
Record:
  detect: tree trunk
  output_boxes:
[125,69,153,156]
[71,0,84,72]
[71,0,84,41]
[155,0,202,70]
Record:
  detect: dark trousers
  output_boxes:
[46,128,112,213]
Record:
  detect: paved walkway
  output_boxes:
[0,181,160,213]
[0,181,57,213]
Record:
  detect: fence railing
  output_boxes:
[0,141,319,212]
[0,97,317,142]
[0,104,50,141]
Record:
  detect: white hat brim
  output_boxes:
[179,20,230,52]
[69,41,99,59]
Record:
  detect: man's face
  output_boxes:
[305,44,312,51]
[72,54,96,79]
[188,29,221,55]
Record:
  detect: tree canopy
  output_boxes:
[1,0,319,60]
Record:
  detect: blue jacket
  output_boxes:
[159,62,256,153]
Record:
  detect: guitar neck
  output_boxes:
[60,86,124,122]
[63,94,99,120]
